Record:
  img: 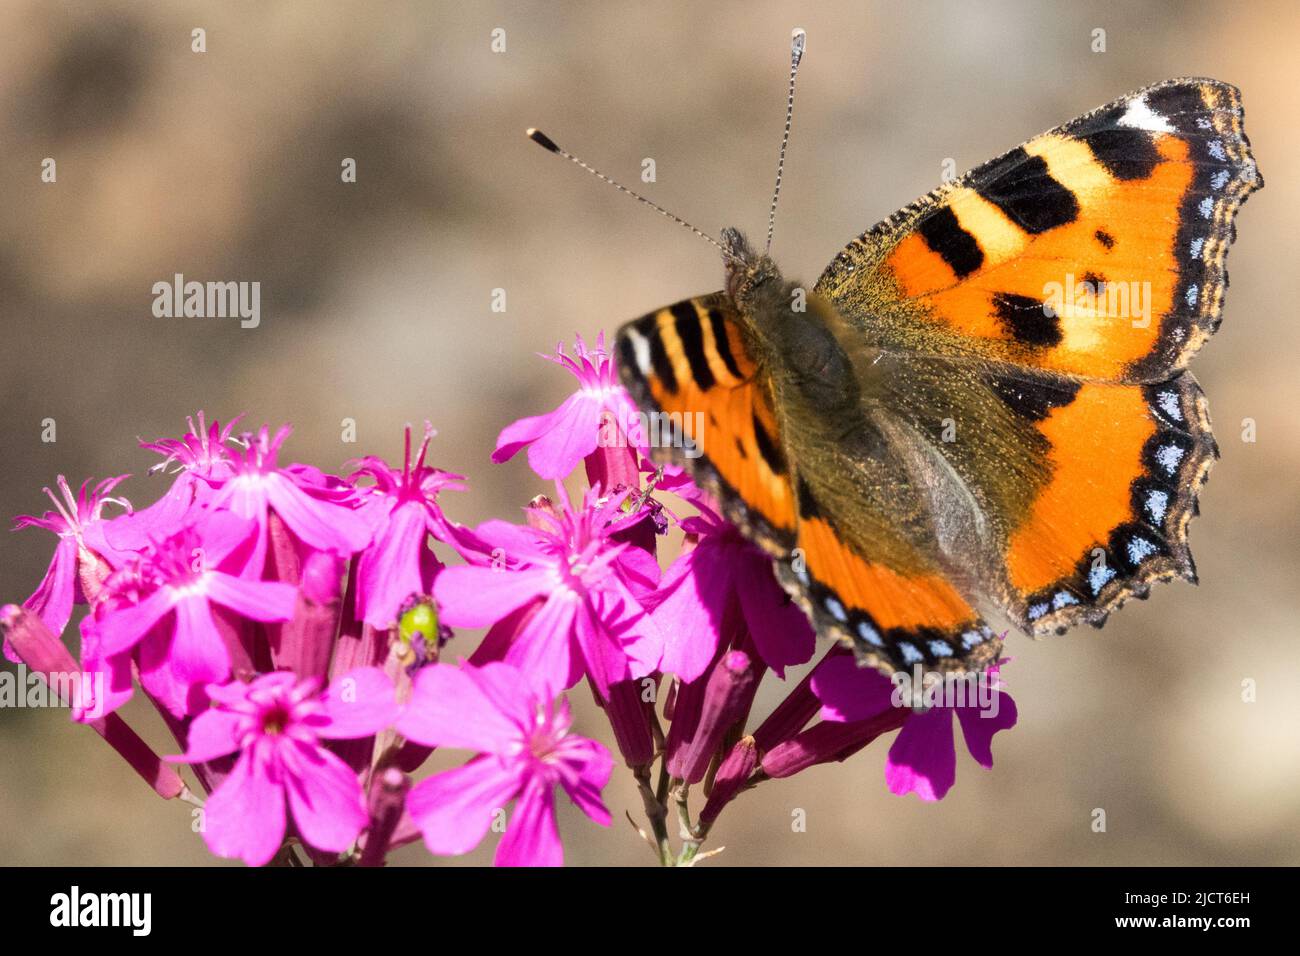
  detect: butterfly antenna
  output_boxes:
[525,128,739,261]
[765,27,806,254]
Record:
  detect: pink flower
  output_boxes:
[652,502,814,682]
[207,424,373,575]
[433,485,661,698]
[492,333,642,480]
[169,667,399,866]
[87,509,299,716]
[348,424,465,628]
[9,475,131,658]
[397,661,612,866]
[811,655,1018,801]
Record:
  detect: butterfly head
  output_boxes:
[722,227,781,304]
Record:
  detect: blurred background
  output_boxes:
[1,0,1297,866]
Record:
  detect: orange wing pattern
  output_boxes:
[816,79,1261,383]
[615,293,797,554]
[784,513,997,671]
[999,370,1217,634]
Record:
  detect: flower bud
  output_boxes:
[672,650,754,783]
[699,736,758,826]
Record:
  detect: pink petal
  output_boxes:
[810,654,896,723]
[319,667,399,738]
[493,390,600,476]
[203,749,287,866]
[96,587,179,656]
[355,503,428,628]
[205,572,298,622]
[169,596,233,687]
[266,474,371,555]
[168,707,244,762]
[738,552,816,677]
[557,738,614,827]
[20,536,79,643]
[433,565,554,628]
[406,755,523,856]
[956,690,1018,769]
[495,777,562,867]
[75,623,136,719]
[282,740,369,853]
[492,408,561,463]
[469,519,551,564]
[885,707,957,801]
[524,393,603,480]
[193,509,259,567]
[503,592,583,699]
[397,663,525,752]
[652,544,731,682]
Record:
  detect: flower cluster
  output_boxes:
[2,335,1016,867]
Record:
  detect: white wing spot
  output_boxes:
[1155,443,1186,475]
[1185,284,1199,308]
[1127,537,1157,565]
[1089,563,1116,595]
[1117,95,1175,133]
[1208,139,1227,161]
[1156,389,1183,422]
[1053,591,1079,610]
[625,328,652,374]
[1198,196,1214,219]
[857,619,883,646]
[899,642,924,664]
[1189,237,1204,259]
[1146,489,1169,524]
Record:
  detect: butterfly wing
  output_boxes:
[615,292,798,557]
[864,352,1217,635]
[814,78,1257,636]
[815,78,1261,383]
[616,295,1002,674]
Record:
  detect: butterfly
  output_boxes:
[532,32,1262,676]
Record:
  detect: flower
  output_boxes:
[348,423,465,628]
[168,667,399,866]
[9,475,131,656]
[433,484,661,698]
[397,661,613,866]
[207,424,373,575]
[652,501,814,682]
[87,508,299,716]
[491,333,642,480]
[811,654,1018,801]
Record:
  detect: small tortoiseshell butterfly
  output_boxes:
[530,29,1262,676]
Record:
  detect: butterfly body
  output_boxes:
[609,77,1261,676]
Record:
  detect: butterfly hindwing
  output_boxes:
[815,78,1261,383]
[1000,369,1217,634]
[865,353,1217,636]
